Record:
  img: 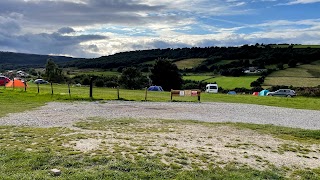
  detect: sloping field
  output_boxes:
[174,58,206,69]
[184,75,258,89]
[265,62,320,87]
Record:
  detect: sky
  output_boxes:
[0,0,319,58]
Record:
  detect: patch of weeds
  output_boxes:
[278,144,312,154]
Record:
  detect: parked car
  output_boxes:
[267,89,296,97]
[34,79,49,84]
[0,76,10,86]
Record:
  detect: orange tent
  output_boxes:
[5,79,27,88]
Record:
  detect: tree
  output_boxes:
[45,59,65,83]
[150,59,182,91]
[119,67,148,89]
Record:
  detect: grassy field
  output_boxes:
[2,84,320,115]
[264,63,320,87]
[67,68,120,77]
[174,58,206,69]
[271,45,320,48]
[183,75,259,89]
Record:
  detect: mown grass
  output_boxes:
[183,75,259,89]
[228,123,320,143]
[2,85,320,115]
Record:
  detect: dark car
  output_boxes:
[267,89,296,97]
[34,79,49,84]
[0,76,10,86]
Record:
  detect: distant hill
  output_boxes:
[0,51,80,69]
[65,45,320,72]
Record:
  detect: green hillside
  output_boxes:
[183,75,259,89]
[264,61,320,87]
[174,58,206,69]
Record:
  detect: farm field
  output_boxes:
[174,58,206,69]
[67,68,120,77]
[264,63,320,87]
[183,75,259,89]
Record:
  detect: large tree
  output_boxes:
[150,59,182,91]
[119,67,149,89]
[45,59,65,83]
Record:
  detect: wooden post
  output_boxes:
[89,77,93,98]
[117,86,120,100]
[12,79,15,90]
[51,82,53,95]
[24,81,27,92]
[37,83,40,94]
[68,83,71,98]
[171,89,173,101]
[144,87,148,101]
[198,91,201,102]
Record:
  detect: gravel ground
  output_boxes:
[1,101,320,129]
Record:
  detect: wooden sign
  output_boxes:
[171,89,201,102]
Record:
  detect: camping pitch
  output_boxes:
[5,79,27,88]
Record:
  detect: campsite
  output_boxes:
[1,46,320,179]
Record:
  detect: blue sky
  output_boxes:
[0,0,319,58]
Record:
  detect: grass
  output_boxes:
[183,75,259,89]
[66,68,120,77]
[264,63,320,87]
[174,58,206,69]
[228,123,320,143]
[2,84,320,115]
[1,118,320,179]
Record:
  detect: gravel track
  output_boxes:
[1,101,320,129]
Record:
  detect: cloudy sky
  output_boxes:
[0,0,319,58]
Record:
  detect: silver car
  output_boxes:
[267,89,296,97]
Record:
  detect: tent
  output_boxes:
[252,92,259,96]
[227,91,237,95]
[147,86,164,91]
[259,89,269,96]
[5,79,27,88]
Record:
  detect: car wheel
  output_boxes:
[286,95,292,98]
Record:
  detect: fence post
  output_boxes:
[37,83,40,94]
[68,83,71,98]
[89,77,93,98]
[24,81,27,92]
[117,86,120,100]
[145,87,148,101]
[51,82,53,95]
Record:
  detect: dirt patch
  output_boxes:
[67,119,320,171]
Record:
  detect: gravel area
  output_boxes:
[1,101,320,129]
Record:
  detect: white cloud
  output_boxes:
[282,0,320,5]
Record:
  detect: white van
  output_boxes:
[205,84,218,93]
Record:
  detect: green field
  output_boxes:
[174,58,206,69]
[271,45,320,48]
[264,63,320,87]
[67,68,120,77]
[184,75,259,89]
